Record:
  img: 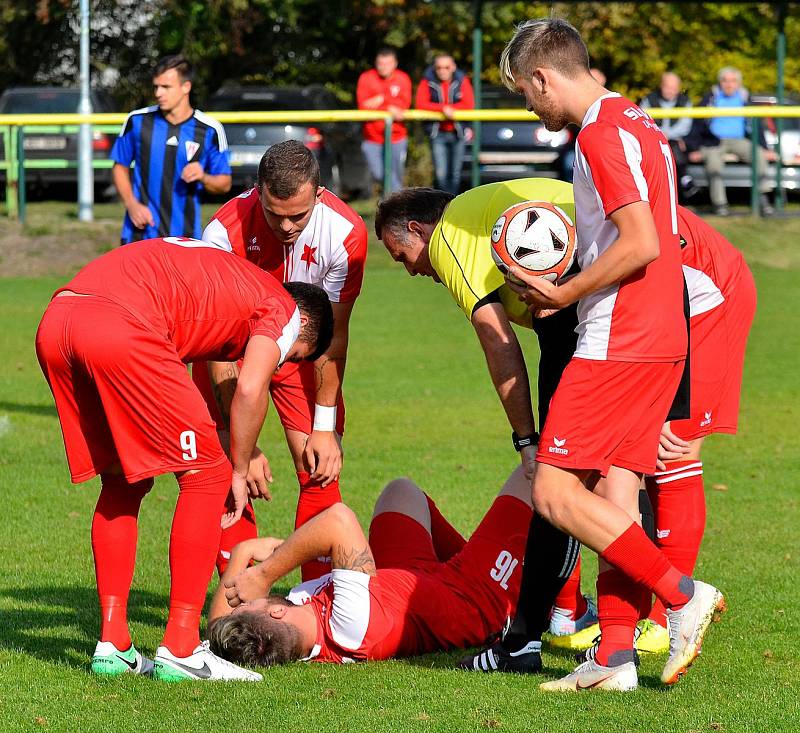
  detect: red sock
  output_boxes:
[646,462,706,625]
[425,494,466,561]
[295,472,342,581]
[216,500,258,576]
[600,522,694,611]
[163,460,230,657]
[92,475,152,649]
[595,568,644,666]
[552,553,587,620]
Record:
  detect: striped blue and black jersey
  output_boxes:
[111,106,231,243]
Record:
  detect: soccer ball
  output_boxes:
[490,200,576,283]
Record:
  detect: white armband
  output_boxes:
[313,404,337,432]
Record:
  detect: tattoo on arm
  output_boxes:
[209,362,239,429]
[333,545,377,576]
[314,355,345,393]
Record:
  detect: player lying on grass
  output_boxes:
[375,180,594,675]
[35,236,332,682]
[206,466,532,665]
[198,141,368,581]
[548,206,757,654]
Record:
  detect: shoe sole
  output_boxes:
[661,593,726,685]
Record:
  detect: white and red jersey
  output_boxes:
[677,206,746,318]
[572,93,686,362]
[202,187,368,304]
[58,237,300,364]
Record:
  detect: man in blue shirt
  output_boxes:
[111,55,232,244]
[687,66,775,216]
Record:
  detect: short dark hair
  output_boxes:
[208,597,304,667]
[283,282,333,360]
[153,55,193,83]
[374,188,454,241]
[257,140,320,199]
[376,46,398,60]
[499,18,589,90]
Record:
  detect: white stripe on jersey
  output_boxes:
[197,219,233,252]
[682,265,725,317]
[116,105,159,137]
[276,307,301,365]
[194,109,229,151]
[618,128,650,202]
[328,569,372,651]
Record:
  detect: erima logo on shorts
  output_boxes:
[548,436,569,455]
[700,411,713,427]
[657,529,670,539]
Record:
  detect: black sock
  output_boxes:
[639,488,655,543]
[501,513,580,652]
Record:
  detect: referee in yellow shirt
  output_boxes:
[375,178,594,673]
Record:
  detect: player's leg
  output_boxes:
[272,360,345,581]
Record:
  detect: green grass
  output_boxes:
[0,212,799,732]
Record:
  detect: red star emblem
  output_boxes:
[301,244,318,268]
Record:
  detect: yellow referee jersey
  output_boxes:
[428,178,575,328]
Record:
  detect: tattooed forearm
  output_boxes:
[314,355,345,394]
[208,361,240,429]
[333,544,377,576]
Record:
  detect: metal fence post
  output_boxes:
[6,125,19,219]
[17,126,26,224]
[383,113,392,196]
[750,117,760,217]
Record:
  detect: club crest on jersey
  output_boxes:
[185,140,200,160]
[548,436,569,455]
[301,244,318,269]
[390,85,401,97]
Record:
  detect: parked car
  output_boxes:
[460,85,573,187]
[0,86,117,192]
[205,85,371,198]
[687,95,800,195]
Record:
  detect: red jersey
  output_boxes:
[572,93,686,362]
[415,76,475,133]
[202,188,367,304]
[58,237,300,363]
[356,68,412,143]
[677,206,746,318]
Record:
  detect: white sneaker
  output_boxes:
[152,641,263,682]
[549,595,598,636]
[539,658,638,692]
[662,580,726,685]
[91,641,154,677]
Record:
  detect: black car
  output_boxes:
[461,85,574,187]
[205,85,371,198]
[0,86,117,191]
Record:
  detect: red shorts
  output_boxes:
[368,495,531,653]
[193,359,345,436]
[537,357,685,476]
[36,296,225,483]
[671,269,756,441]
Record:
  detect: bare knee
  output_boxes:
[373,477,425,517]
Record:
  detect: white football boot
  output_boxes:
[662,580,726,685]
[539,657,638,692]
[152,641,262,682]
[549,595,599,636]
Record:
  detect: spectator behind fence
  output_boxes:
[558,68,606,182]
[415,54,475,194]
[687,66,775,216]
[111,55,232,244]
[356,47,412,194]
[640,72,698,202]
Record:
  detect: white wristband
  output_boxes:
[313,404,337,432]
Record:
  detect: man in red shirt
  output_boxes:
[415,54,475,194]
[357,46,412,193]
[35,237,332,681]
[206,465,532,666]
[199,141,368,581]
[469,18,725,691]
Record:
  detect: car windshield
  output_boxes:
[0,90,83,114]
[207,91,312,112]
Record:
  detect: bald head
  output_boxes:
[660,72,681,101]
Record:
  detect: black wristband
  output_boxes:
[512,431,539,452]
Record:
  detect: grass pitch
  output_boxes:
[0,204,798,732]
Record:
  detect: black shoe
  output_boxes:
[457,640,543,674]
[760,194,775,216]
